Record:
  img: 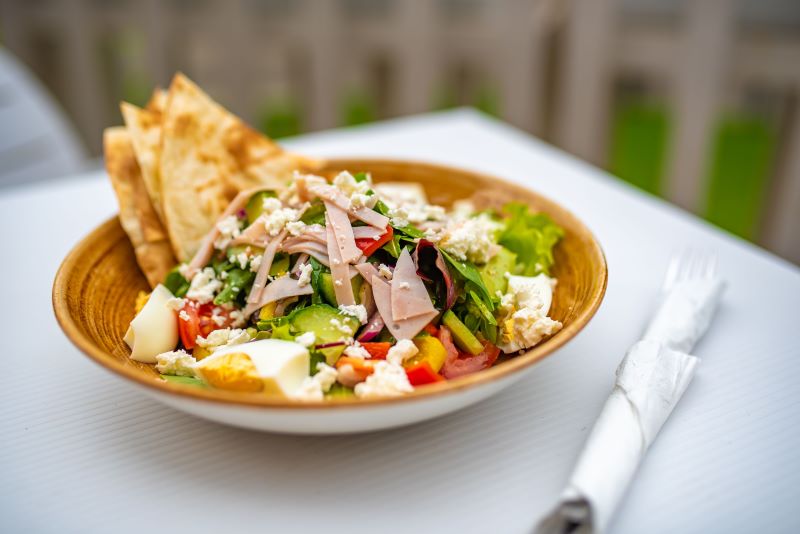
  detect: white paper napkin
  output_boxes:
[536,279,724,534]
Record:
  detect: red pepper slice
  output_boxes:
[405,362,445,386]
[360,342,392,360]
[355,225,393,257]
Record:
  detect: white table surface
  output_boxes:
[1,109,798,534]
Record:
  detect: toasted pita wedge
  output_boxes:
[104,127,177,288]
[121,102,165,222]
[146,88,168,113]
[159,73,319,261]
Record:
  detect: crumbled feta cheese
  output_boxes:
[156,350,197,377]
[186,267,222,304]
[286,220,307,236]
[338,304,368,324]
[351,192,377,209]
[387,205,409,228]
[213,215,242,250]
[166,297,186,311]
[333,171,371,196]
[334,280,343,287]
[292,362,338,401]
[249,254,262,273]
[195,328,252,351]
[210,310,227,326]
[297,264,313,287]
[378,264,393,280]
[438,213,502,264]
[354,361,414,398]
[260,196,300,236]
[295,331,316,347]
[178,310,190,322]
[236,251,249,269]
[386,339,419,366]
[178,263,191,279]
[497,274,562,353]
[228,309,246,328]
[404,204,446,224]
[343,341,371,359]
[398,282,410,290]
[329,317,354,336]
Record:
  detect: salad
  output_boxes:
[108,74,564,401]
[125,171,564,399]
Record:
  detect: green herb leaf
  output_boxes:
[440,249,494,307]
[300,200,327,225]
[164,268,190,298]
[213,268,255,305]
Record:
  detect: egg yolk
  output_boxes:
[198,352,263,393]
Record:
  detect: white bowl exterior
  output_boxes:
[142,368,531,434]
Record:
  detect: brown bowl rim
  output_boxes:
[52,158,607,410]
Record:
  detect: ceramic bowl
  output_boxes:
[53,159,607,434]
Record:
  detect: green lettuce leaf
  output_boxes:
[499,202,564,276]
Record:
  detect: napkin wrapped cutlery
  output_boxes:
[536,252,725,534]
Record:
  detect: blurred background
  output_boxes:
[0,0,798,264]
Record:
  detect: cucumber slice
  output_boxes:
[441,310,483,356]
[245,190,277,224]
[318,272,363,306]
[289,304,360,364]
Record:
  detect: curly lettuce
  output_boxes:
[499,202,564,276]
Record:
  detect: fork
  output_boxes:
[662,249,718,293]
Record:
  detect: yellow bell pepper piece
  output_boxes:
[407,336,448,373]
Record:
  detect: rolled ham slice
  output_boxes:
[243,274,313,317]
[324,200,362,264]
[308,183,389,229]
[391,249,437,321]
[247,229,287,304]
[354,262,380,284]
[185,188,255,278]
[372,275,437,340]
[325,212,355,306]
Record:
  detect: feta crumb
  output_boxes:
[249,254,263,273]
[354,361,414,398]
[329,318,354,336]
[338,304,368,324]
[228,309,246,328]
[378,264,393,280]
[236,251,249,269]
[286,220,307,236]
[334,280,343,287]
[178,310,190,322]
[260,196,300,236]
[213,215,242,250]
[178,263,191,279]
[156,350,197,377]
[166,297,186,311]
[210,311,227,326]
[438,213,502,264]
[297,264,313,287]
[387,205,409,228]
[333,171,371,197]
[497,274,562,353]
[195,328,252,351]
[295,331,316,347]
[343,341,371,359]
[292,362,338,401]
[398,282,410,290]
[186,267,222,304]
[386,339,419,366]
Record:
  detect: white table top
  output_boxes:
[1,109,798,534]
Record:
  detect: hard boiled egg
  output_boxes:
[373,182,428,206]
[123,284,179,363]
[194,339,310,397]
[507,274,555,315]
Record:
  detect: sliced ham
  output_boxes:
[354,262,380,284]
[246,229,287,304]
[391,249,436,321]
[308,183,389,229]
[243,274,313,317]
[185,188,255,278]
[372,275,437,340]
[324,200,362,264]
[352,226,385,240]
[291,253,310,275]
[325,212,355,306]
[231,215,268,248]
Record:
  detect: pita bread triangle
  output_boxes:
[159,73,319,261]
